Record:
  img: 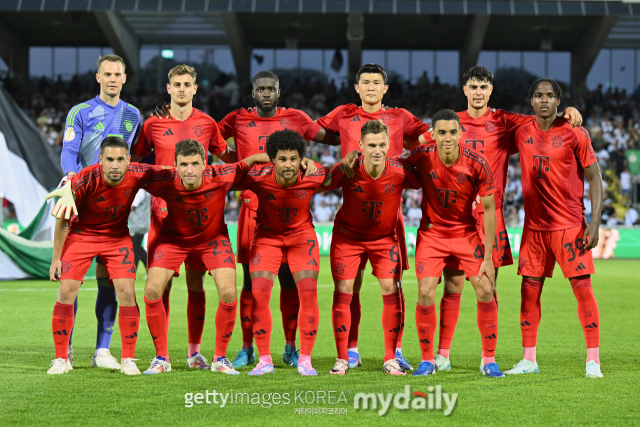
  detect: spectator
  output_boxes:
[406,200,422,227]
[313,200,333,223]
[620,168,631,198]
[625,206,639,226]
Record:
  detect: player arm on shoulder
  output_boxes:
[478,193,497,288]
[50,218,70,282]
[339,150,360,178]
[214,145,238,163]
[319,163,344,193]
[311,127,341,146]
[584,162,603,250]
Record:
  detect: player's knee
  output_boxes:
[217,284,237,304]
[476,280,494,301]
[144,280,165,300]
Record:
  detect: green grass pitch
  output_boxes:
[0,258,638,426]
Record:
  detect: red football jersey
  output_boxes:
[218,107,322,210]
[237,162,327,235]
[325,156,421,241]
[423,108,531,211]
[317,104,430,158]
[514,119,596,231]
[144,162,249,245]
[69,162,163,238]
[132,108,228,166]
[407,144,495,237]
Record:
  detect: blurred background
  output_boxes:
[0,0,638,279]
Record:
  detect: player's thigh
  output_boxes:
[210,267,237,303]
[111,278,137,306]
[59,236,96,282]
[145,267,175,300]
[443,268,465,294]
[185,269,206,292]
[330,235,365,283]
[277,263,297,290]
[549,225,596,279]
[353,270,365,294]
[285,232,320,276]
[417,276,441,306]
[517,228,555,278]
[96,237,138,280]
[95,260,109,278]
[58,279,83,304]
[366,237,402,282]
[415,229,448,280]
[249,233,283,277]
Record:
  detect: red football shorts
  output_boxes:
[475,208,514,267]
[148,196,205,272]
[353,207,408,272]
[415,229,484,280]
[249,229,320,275]
[330,232,402,281]
[149,233,236,276]
[236,201,258,264]
[517,225,595,278]
[60,233,137,281]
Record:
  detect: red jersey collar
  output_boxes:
[532,115,567,133]
[168,108,196,121]
[463,107,492,120]
[436,145,462,168]
[359,156,389,180]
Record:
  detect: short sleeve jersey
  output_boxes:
[132,109,227,166]
[325,156,421,241]
[422,108,531,211]
[69,162,162,238]
[407,144,495,237]
[514,118,596,231]
[144,162,249,245]
[237,163,328,236]
[317,104,430,158]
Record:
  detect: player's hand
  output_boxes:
[564,107,583,128]
[583,221,600,251]
[301,158,318,176]
[477,259,495,290]
[49,259,62,282]
[341,150,358,178]
[472,195,480,211]
[47,181,78,220]
[153,102,171,119]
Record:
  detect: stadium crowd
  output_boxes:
[1,68,639,227]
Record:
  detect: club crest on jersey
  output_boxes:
[279,118,290,128]
[456,173,467,184]
[518,257,526,270]
[153,251,164,261]
[192,124,204,137]
[61,261,71,274]
[251,254,262,265]
[552,136,563,148]
[123,188,132,198]
[383,183,396,194]
[484,121,496,133]
[416,261,425,274]
[295,190,308,200]
[124,119,133,132]
[379,112,392,124]
[333,262,345,275]
[205,190,215,200]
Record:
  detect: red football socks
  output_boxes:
[239,289,254,348]
[52,302,74,359]
[297,278,319,356]
[396,291,406,349]
[416,303,437,363]
[187,290,206,355]
[145,296,168,358]
[162,289,171,337]
[251,278,274,357]
[280,288,299,344]
[520,278,543,347]
[477,300,498,360]
[570,276,600,349]
[118,305,140,360]
[438,293,461,357]
[347,293,361,348]
[214,300,237,359]
[382,293,402,361]
[332,292,352,361]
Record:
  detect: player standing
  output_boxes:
[139,140,266,375]
[215,71,338,368]
[131,65,236,369]
[407,109,504,377]
[321,120,421,375]
[318,63,430,370]
[505,79,603,378]
[236,129,327,376]
[420,66,583,372]
[47,137,162,375]
[60,55,142,369]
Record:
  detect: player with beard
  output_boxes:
[132,65,236,370]
[419,66,583,373]
[317,63,430,371]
